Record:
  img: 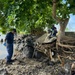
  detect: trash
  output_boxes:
[3,42,6,46]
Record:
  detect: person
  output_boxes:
[51,25,57,37]
[5,28,17,64]
[44,25,57,43]
[1,39,3,43]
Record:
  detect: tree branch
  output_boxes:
[52,0,60,22]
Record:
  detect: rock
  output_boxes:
[18,43,24,51]
[64,63,71,72]
[34,50,45,59]
[14,44,19,50]
[14,35,35,58]
[21,34,28,39]
[0,68,8,75]
[23,46,34,58]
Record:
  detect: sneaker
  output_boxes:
[10,59,15,62]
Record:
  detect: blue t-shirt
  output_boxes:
[5,32,14,44]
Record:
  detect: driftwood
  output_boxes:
[35,36,75,66]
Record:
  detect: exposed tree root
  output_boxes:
[56,43,75,48]
[35,35,75,67]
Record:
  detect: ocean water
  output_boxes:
[0,34,7,59]
[0,43,7,59]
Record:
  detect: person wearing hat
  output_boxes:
[5,28,17,64]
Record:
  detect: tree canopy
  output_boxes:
[0,0,75,34]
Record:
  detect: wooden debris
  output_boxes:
[35,36,75,66]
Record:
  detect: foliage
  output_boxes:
[0,0,55,34]
[0,0,75,34]
[56,0,75,19]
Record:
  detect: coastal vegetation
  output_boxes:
[0,0,75,35]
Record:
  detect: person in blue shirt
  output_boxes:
[5,29,16,64]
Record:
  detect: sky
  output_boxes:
[67,14,75,31]
[55,14,75,32]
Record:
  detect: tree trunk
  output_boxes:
[52,0,69,42]
[57,19,69,42]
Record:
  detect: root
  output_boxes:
[35,35,75,67]
[57,43,75,48]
